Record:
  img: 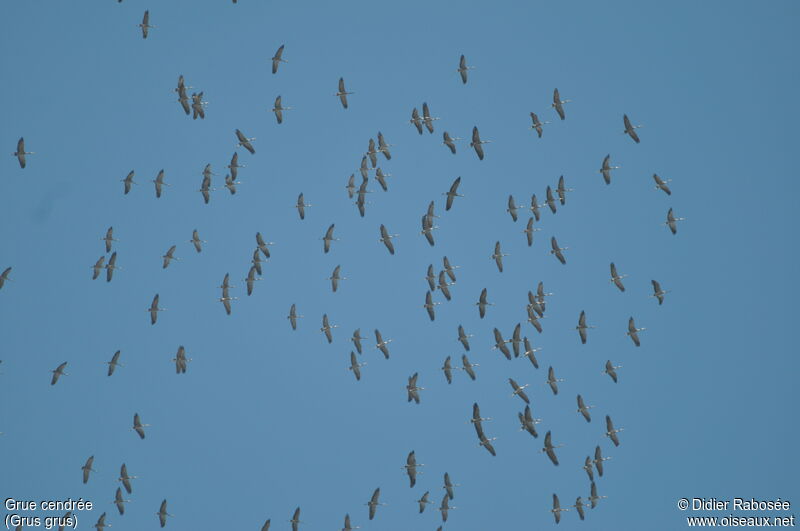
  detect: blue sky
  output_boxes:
[1,1,798,529]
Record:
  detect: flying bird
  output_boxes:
[556,176,572,205]
[348,352,365,381]
[235,129,256,154]
[133,413,149,440]
[351,329,364,354]
[510,323,522,357]
[329,265,346,293]
[542,431,562,465]
[271,44,287,74]
[651,279,669,305]
[379,225,398,255]
[404,451,422,487]
[491,241,508,272]
[610,262,627,291]
[442,132,460,154]
[577,394,595,422]
[599,154,619,185]
[470,126,490,160]
[627,316,645,346]
[173,346,190,374]
[589,481,608,508]
[287,304,303,330]
[665,207,685,234]
[91,256,106,280]
[190,230,205,253]
[320,314,338,343]
[106,350,123,376]
[576,310,595,344]
[118,463,136,494]
[547,366,564,395]
[422,102,439,134]
[457,54,474,84]
[442,256,459,282]
[603,360,622,383]
[366,488,385,520]
[529,112,550,138]
[423,291,439,321]
[113,487,129,515]
[522,337,541,368]
[439,493,456,522]
[518,405,540,438]
[410,108,424,134]
[289,507,302,531]
[375,168,391,191]
[421,214,437,246]
[272,95,291,124]
[191,91,207,119]
[138,10,154,39]
[377,131,392,160]
[51,362,68,385]
[437,271,452,301]
[523,217,541,246]
[552,88,571,120]
[407,373,423,404]
[81,456,95,484]
[322,224,338,253]
[122,170,136,194]
[335,78,353,108]
[148,294,164,325]
[95,512,110,530]
[152,169,169,198]
[476,288,493,318]
[507,195,519,221]
[623,114,642,143]
[457,324,472,351]
[295,193,311,220]
[13,137,34,168]
[605,415,624,446]
[461,354,478,381]
[551,494,569,524]
[545,186,558,214]
[157,499,171,527]
[224,174,241,194]
[530,194,543,221]
[227,152,244,179]
[509,378,530,404]
[442,356,455,384]
[162,245,179,269]
[492,328,511,359]
[653,173,672,195]
[550,236,568,264]
[374,329,392,358]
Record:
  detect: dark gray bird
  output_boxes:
[491,241,508,272]
[418,492,432,514]
[51,362,68,385]
[542,431,563,465]
[105,251,122,282]
[322,224,338,253]
[442,356,455,384]
[545,185,558,214]
[518,405,540,438]
[148,294,164,325]
[133,413,149,440]
[176,75,191,115]
[421,214,437,246]
[190,230,205,253]
[341,514,357,531]
[523,217,541,246]
[404,451,422,487]
[375,329,392,358]
[351,329,364,354]
[410,108,424,134]
[13,137,34,168]
[348,351,365,381]
[320,314,337,343]
[522,337,541,368]
[438,270,452,301]
[251,249,264,275]
[461,354,478,380]
[138,10,154,39]
[509,378,530,404]
[224,174,241,195]
[552,88,570,120]
[191,91,207,119]
[457,54,474,84]
[173,346,190,374]
[199,172,212,204]
[422,102,439,134]
[101,227,117,253]
[530,112,550,137]
[289,507,301,531]
[470,126,490,160]
[439,492,455,522]
[605,415,623,446]
[584,456,595,482]
[157,499,171,527]
[272,95,291,124]
[375,167,391,191]
[271,44,287,74]
[576,310,595,344]
[623,114,642,143]
[442,131,460,154]
[651,279,669,305]
[577,394,595,422]
[550,236,568,264]
[366,488,386,520]
[492,328,511,360]
[507,195,519,221]
[589,481,608,508]
[510,323,522,357]
[407,373,423,403]
[162,245,179,269]
[235,129,256,154]
[114,487,129,515]
[527,306,543,333]
[604,360,622,383]
[377,131,392,160]
[426,264,437,291]
[599,154,619,185]
[551,494,568,523]
[457,324,472,351]
[335,77,353,108]
[82,455,95,484]
[329,265,346,293]
[476,288,493,318]
[627,316,645,346]
[530,194,543,221]
[95,512,110,530]
[345,174,356,199]
[665,207,685,234]
[424,291,439,321]
[106,350,123,376]
[594,445,611,476]
[556,175,572,205]
[653,173,672,195]
[118,463,136,494]
[573,497,587,521]
[444,176,463,210]
[443,256,459,282]
[227,152,243,179]
[122,170,136,194]
[153,169,168,198]
[292,194,311,221]
[610,262,627,291]
[91,256,106,280]
[547,366,564,395]
[287,304,302,330]
[379,225,398,255]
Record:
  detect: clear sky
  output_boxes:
[1,1,798,530]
